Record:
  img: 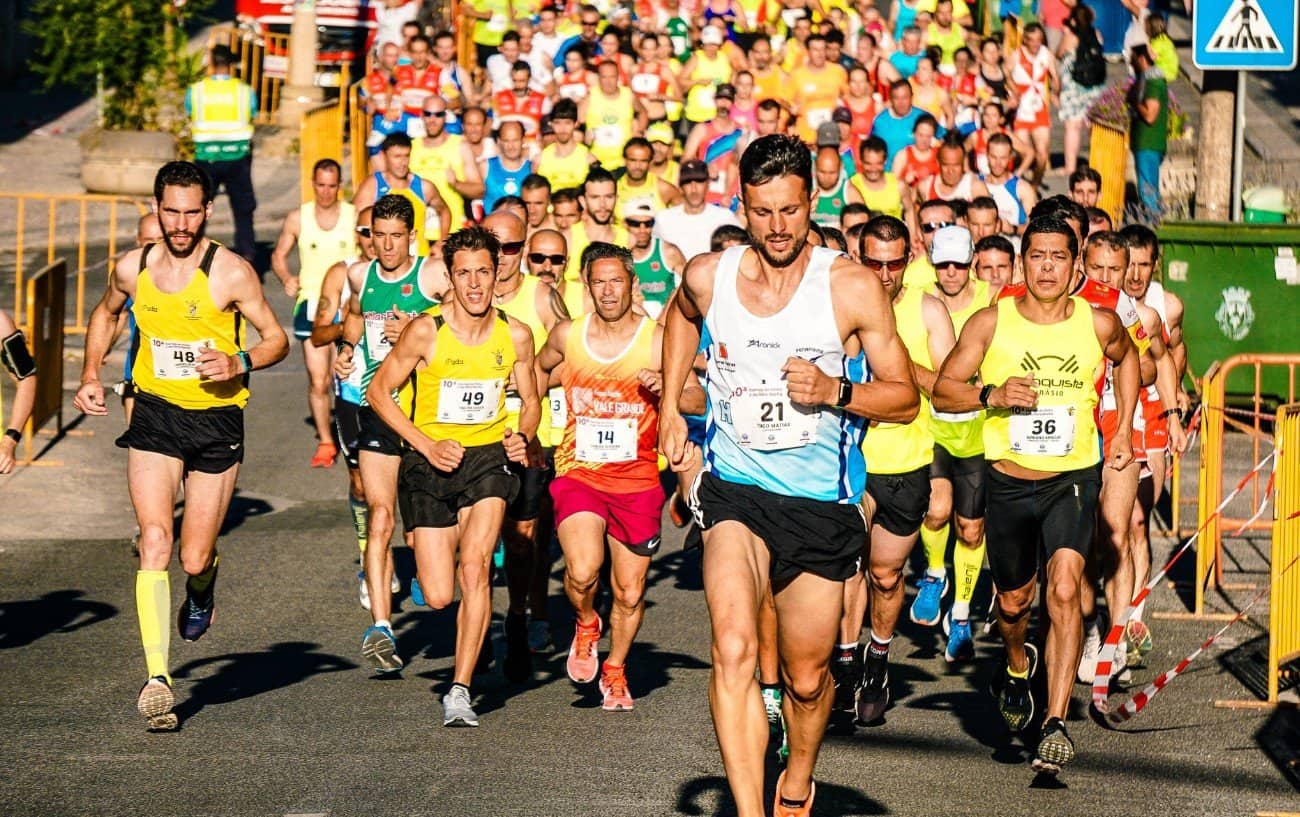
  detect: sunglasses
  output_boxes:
[625,218,655,228]
[921,221,954,234]
[529,252,566,266]
[936,260,971,270]
[581,19,599,26]
[423,110,447,118]
[500,240,525,256]
[356,226,372,237]
[861,256,908,272]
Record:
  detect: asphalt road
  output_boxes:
[1,286,1297,816]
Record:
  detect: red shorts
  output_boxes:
[550,475,666,557]
[1098,409,1148,463]
[1141,399,1169,453]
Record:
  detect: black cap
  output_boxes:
[715,83,736,101]
[832,106,853,125]
[679,159,709,183]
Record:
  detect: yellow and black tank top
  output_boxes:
[410,307,515,446]
[862,285,935,474]
[981,296,1104,472]
[297,201,357,307]
[931,278,989,459]
[131,242,249,410]
[496,274,559,442]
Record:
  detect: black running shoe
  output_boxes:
[177,592,214,643]
[1032,717,1075,774]
[504,612,532,683]
[830,645,862,715]
[995,643,1038,732]
[854,651,890,725]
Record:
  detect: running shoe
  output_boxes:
[528,617,554,653]
[410,576,425,607]
[772,770,816,817]
[504,612,532,683]
[310,441,338,468]
[983,596,999,636]
[442,684,479,727]
[909,573,948,627]
[358,570,371,611]
[390,572,400,595]
[854,651,890,725]
[177,591,214,643]
[1114,634,1131,684]
[1126,619,1153,667]
[762,686,789,761]
[599,663,634,711]
[995,643,1038,732]
[137,676,178,732]
[830,645,862,715]
[566,615,602,683]
[1032,717,1076,774]
[944,613,975,663]
[361,624,403,674]
[1077,618,1102,684]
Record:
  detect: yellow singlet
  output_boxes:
[410,308,516,446]
[410,135,468,238]
[849,171,903,219]
[297,201,357,308]
[131,242,249,410]
[496,274,562,446]
[981,296,1104,472]
[903,257,936,289]
[616,175,669,220]
[684,51,732,122]
[536,143,594,192]
[931,278,989,458]
[586,87,635,169]
[862,285,935,474]
[564,221,630,284]
[384,184,431,256]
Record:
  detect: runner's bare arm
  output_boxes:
[425,185,453,243]
[539,280,570,330]
[74,248,140,414]
[1097,307,1138,470]
[507,319,541,443]
[659,252,715,469]
[832,260,919,423]
[269,208,302,297]
[352,175,378,210]
[535,319,572,389]
[0,309,36,472]
[311,260,349,347]
[915,292,956,398]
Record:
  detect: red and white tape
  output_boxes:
[1228,462,1276,538]
[1091,450,1278,714]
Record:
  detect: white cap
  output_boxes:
[700,26,724,45]
[930,225,973,265]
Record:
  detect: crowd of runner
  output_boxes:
[32,4,1202,815]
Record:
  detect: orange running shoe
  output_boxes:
[669,493,689,528]
[566,615,602,683]
[311,441,338,468]
[599,662,634,711]
[773,770,815,817]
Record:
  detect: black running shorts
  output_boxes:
[929,444,987,521]
[115,391,244,474]
[864,466,931,537]
[689,470,866,585]
[358,405,406,457]
[984,464,1101,591]
[507,460,551,522]
[334,398,362,469]
[399,442,519,530]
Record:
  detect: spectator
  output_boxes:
[1146,14,1180,81]
[462,0,514,68]
[1128,43,1168,221]
[1069,165,1102,208]
[374,0,419,48]
[653,160,741,259]
[187,45,257,263]
[486,31,523,95]
[1056,3,1108,176]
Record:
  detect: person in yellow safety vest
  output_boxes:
[187,44,257,263]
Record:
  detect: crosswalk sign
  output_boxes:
[1194,0,1297,69]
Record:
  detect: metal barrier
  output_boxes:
[1268,403,1300,703]
[347,79,371,194]
[301,100,345,203]
[207,25,351,126]
[0,260,69,466]
[1,193,150,334]
[1194,354,1300,615]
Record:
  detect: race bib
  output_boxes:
[151,338,214,380]
[549,387,567,428]
[1009,405,1075,456]
[805,107,833,129]
[709,172,728,195]
[594,124,624,146]
[695,86,716,109]
[364,316,393,362]
[437,378,502,424]
[575,416,637,462]
[730,386,820,451]
[486,12,508,32]
[560,83,587,100]
[631,73,660,95]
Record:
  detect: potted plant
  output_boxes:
[1086,77,1187,223]
[26,0,209,194]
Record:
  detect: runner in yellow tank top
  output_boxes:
[582,62,640,170]
[680,37,732,123]
[850,138,916,229]
[933,219,1138,775]
[368,225,539,728]
[563,168,629,287]
[484,210,571,679]
[270,158,357,467]
[73,161,289,732]
[534,99,595,192]
[839,215,956,726]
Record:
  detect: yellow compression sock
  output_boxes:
[350,496,368,553]
[953,536,986,610]
[920,522,949,574]
[136,570,171,683]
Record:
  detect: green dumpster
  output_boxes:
[1159,222,1300,401]
[1243,186,1290,224]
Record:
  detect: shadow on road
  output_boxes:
[171,491,276,537]
[0,589,117,649]
[675,774,886,816]
[170,641,355,724]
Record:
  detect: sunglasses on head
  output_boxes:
[921,221,954,234]
[625,218,655,228]
[861,256,908,272]
[356,226,372,237]
[528,252,566,266]
[499,240,525,256]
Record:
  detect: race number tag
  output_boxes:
[152,338,214,380]
[548,387,567,428]
[695,86,716,110]
[487,12,508,32]
[1009,405,1075,456]
[593,124,624,147]
[575,416,637,462]
[730,386,819,451]
[364,317,392,362]
[805,107,833,129]
[438,378,502,424]
[630,73,660,95]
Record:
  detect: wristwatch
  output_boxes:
[834,377,853,408]
[3,428,20,444]
[978,384,995,408]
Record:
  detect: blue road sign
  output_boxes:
[1194,0,1298,70]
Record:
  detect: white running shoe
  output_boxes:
[1077,618,1101,684]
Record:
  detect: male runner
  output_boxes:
[660,135,918,817]
[353,133,452,255]
[974,235,1018,289]
[368,226,539,727]
[626,202,686,319]
[271,158,357,467]
[73,161,289,730]
[537,243,667,710]
[335,194,448,664]
[563,167,629,292]
[847,215,956,725]
[933,216,1138,774]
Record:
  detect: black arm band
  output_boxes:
[979,384,994,408]
[4,428,20,444]
[1,331,36,380]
